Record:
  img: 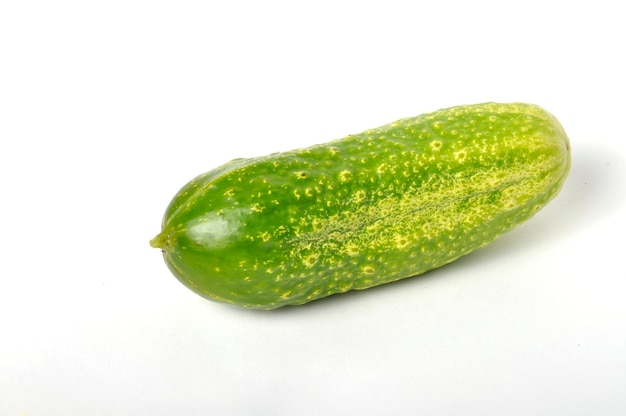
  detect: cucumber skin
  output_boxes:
[151,102,571,310]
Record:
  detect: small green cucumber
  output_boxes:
[151,102,571,310]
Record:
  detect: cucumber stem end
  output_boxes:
[150,233,166,249]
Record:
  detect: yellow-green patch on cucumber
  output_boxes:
[151,102,571,309]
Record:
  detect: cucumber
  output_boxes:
[151,102,571,310]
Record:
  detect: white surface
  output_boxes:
[2,1,625,415]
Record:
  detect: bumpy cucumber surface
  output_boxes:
[151,102,571,309]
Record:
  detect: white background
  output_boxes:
[1,1,625,415]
